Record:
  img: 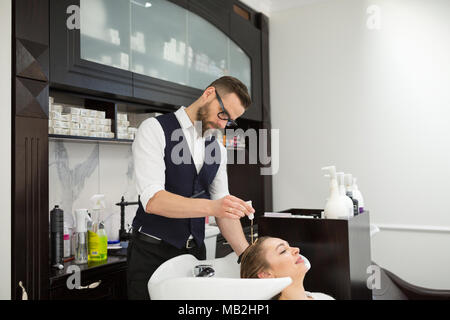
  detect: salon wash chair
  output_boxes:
[371,262,450,300]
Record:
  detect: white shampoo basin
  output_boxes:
[148,252,292,300]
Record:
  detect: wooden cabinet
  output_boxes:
[49,0,263,121]
[49,257,127,300]
[230,13,262,122]
[50,0,133,98]
[258,211,373,300]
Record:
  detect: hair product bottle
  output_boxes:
[322,166,348,219]
[344,174,359,216]
[353,177,365,214]
[337,172,354,218]
[50,205,64,268]
[88,194,108,261]
[74,209,91,264]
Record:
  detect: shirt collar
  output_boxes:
[175,106,194,130]
[175,106,216,141]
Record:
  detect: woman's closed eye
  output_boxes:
[277,242,290,254]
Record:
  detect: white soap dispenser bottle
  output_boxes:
[322,166,348,219]
[337,172,354,218]
[352,177,365,214]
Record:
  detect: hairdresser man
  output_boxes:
[128,76,255,300]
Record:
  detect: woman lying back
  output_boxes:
[240,236,334,300]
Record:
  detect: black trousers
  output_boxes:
[126,234,206,300]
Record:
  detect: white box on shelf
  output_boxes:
[117,113,128,121]
[117,120,130,127]
[79,123,90,130]
[50,104,63,113]
[100,125,111,132]
[117,132,132,140]
[80,109,91,117]
[53,128,69,135]
[80,117,97,125]
[117,126,128,134]
[53,120,71,129]
[60,114,72,122]
[63,106,81,115]
[98,118,112,126]
[49,111,62,120]
[89,132,102,138]
[69,129,81,136]
[127,127,138,134]
[96,111,106,119]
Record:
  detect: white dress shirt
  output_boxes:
[132,106,230,212]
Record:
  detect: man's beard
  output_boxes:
[196,101,224,137]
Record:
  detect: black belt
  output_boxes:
[131,229,197,249]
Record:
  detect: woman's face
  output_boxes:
[258,237,309,279]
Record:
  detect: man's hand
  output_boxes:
[211,195,255,220]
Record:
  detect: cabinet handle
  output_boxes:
[18,281,28,300]
[76,280,102,290]
[222,242,230,246]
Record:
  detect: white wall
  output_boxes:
[270,0,450,289]
[0,0,12,300]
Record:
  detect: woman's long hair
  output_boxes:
[240,237,282,300]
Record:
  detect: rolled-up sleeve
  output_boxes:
[209,143,230,200]
[132,117,166,211]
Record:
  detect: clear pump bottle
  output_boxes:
[74,209,91,264]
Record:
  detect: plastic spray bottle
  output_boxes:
[88,194,108,261]
[322,166,348,219]
[353,177,365,214]
[344,174,359,216]
[74,209,91,264]
[337,172,354,218]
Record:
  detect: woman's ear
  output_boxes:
[257,270,274,279]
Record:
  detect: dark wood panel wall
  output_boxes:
[12,0,50,300]
[258,13,273,212]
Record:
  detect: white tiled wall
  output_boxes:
[49,140,138,241]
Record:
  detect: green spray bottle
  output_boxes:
[88,194,108,261]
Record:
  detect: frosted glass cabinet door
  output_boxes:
[80,0,131,70]
[229,41,252,94]
[131,0,188,86]
[79,0,252,96]
[187,11,229,90]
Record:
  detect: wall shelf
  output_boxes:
[49,134,133,145]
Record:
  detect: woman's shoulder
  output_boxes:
[306,292,335,300]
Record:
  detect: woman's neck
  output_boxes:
[279,278,312,300]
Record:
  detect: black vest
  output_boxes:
[132,112,221,249]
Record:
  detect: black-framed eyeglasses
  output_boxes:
[216,90,238,128]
